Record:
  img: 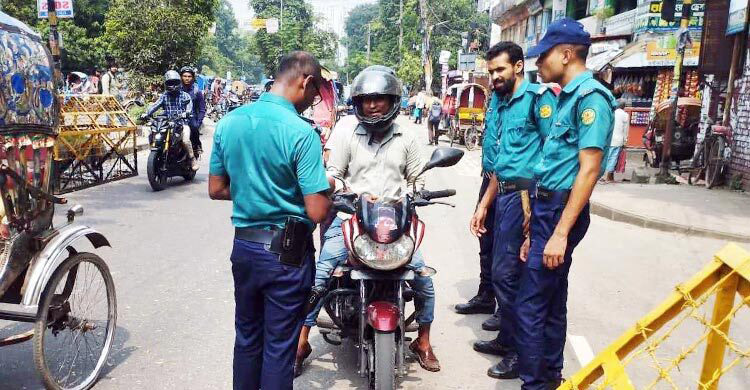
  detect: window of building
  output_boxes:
[615,0,637,13]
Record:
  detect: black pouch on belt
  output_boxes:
[269,217,310,267]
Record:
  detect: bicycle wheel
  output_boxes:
[34,252,117,390]
[705,137,726,189]
[465,127,480,151]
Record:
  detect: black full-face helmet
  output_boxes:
[164,70,181,93]
[350,66,402,133]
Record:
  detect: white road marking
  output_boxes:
[568,333,595,366]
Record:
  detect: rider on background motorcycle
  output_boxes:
[141,70,199,171]
[179,66,206,156]
[295,65,440,375]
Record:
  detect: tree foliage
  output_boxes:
[249,0,338,76]
[342,0,488,93]
[101,0,218,90]
[2,0,111,72]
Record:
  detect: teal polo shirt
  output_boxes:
[481,92,499,173]
[533,71,617,191]
[484,79,557,181]
[209,92,329,229]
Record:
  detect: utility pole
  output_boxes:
[659,0,692,178]
[419,0,430,92]
[399,0,404,63]
[47,0,62,89]
[367,22,372,64]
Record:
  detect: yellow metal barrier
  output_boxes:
[54,94,138,193]
[561,243,750,390]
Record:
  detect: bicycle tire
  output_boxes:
[705,136,726,189]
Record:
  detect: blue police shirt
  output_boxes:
[484,79,557,181]
[482,92,499,173]
[534,71,617,191]
[209,93,330,229]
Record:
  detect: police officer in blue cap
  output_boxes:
[209,51,332,390]
[516,18,616,389]
[469,41,556,379]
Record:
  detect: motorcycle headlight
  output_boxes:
[352,234,414,271]
[154,133,164,141]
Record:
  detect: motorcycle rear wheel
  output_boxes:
[372,332,396,390]
[147,152,167,191]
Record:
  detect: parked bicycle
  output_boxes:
[688,122,733,188]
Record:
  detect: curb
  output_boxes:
[589,201,750,243]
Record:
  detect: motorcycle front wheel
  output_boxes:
[371,332,396,390]
[147,151,168,191]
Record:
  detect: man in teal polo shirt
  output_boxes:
[516,19,617,389]
[208,51,332,390]
[469,41,556,379]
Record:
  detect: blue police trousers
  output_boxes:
[478,176,496,295]
[516,194,590,389]
[230,238,314,390]
[491,190,525,352]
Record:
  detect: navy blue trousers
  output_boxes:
[478,176,496,295]
[491,191,525,352]
[230,238,314,390]
[516,194,590,390]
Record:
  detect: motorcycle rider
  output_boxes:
[295,65,440,375]
[141,70,199,171]
[180,66,206,156]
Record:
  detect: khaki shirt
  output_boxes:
[325,123,425,202]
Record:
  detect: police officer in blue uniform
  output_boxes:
[469,41,556,379]
[516,19,617,389]
[208,51,332,390]
[454,92,499,320]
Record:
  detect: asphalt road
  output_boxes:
[1,115,748,389]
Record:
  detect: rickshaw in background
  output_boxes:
[441,83,487,151]
[0,12,116,390]
[643,97,701,170]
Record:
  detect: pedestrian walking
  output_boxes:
[516,18,617,390]
[208,51,332,390]
[427,100,442,145]
[415,91,426,124]
[101,58,121,98]
[601,99,629,183]
[468,41,557,379]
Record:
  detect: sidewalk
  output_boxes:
[590,182,750,242]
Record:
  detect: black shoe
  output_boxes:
[487,355,519,379]
[455,294,495,315]
[481,312,501,331]
[473,339,512,356]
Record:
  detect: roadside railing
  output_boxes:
[561,243,750,389]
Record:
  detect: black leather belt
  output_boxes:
[497,178,535,195]
[536,188,571,204]
[235,227,279,245]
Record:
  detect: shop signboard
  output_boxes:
[551,0,566,21]
[634,0,705,34]
[644,31,702,66]
[727,0,748,35]
[37,0,74,18]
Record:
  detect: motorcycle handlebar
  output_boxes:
[421,189,456,200]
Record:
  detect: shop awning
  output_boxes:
[587,49,623,72]
[607,40,650,68]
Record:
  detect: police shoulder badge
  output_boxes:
[539,105,552,118]
[581,108,596,125]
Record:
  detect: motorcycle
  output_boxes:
[226,93,242,113]
[315,147,463,390]
[144,114,196,191]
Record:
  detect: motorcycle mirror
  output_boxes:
[419,147,464,175]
